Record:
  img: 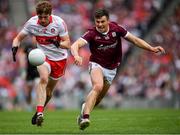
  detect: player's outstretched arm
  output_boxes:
[125,32,165,54]
[71,38,86,66]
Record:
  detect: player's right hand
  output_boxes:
[12,46,18,62]
[152,46,166,54]
[74,55,83,66]
[47,39,60,48]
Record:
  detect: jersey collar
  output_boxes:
[96,25,109,35]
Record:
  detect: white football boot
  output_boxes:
[77,103,90,130]
[36,113,44,126]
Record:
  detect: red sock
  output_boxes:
[36,106,44,113]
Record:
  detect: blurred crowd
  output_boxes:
[110,2,180,107]
[0,0,179,110]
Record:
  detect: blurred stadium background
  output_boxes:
[0,0,180,111]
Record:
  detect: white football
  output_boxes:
[28,48,45,66]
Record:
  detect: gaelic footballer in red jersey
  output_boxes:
[12,1,70,126]
[71,8,165,130]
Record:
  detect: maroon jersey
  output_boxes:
[82,22,127,69]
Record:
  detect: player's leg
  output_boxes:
[31,78,57,125]
[77,80,110,129]
[95,66,116,106]
[78,67,104,130]
[32,64,49,126]
[95,79,110,106]
[44,78,58,107]
[25,69,39,107]
[32,59,66,126]
[84,68,104,114]
[78,80,110,119]
[25,81,33,105]
[44,59,66,107]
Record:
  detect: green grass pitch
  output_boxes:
[0,109,180,134]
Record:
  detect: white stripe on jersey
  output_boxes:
[21,15,69,61]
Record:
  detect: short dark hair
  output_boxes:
[94,9,109,20]
[36,1,52,15]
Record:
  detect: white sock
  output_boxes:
[81,103,85,115]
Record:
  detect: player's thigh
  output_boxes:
[37,64,49,82]
[90,67,104,91]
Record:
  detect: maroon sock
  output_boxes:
[83,114,89,119]
[36,106,44,113]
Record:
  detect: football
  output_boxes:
[28,48,45,66]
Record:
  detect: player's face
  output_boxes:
[38,14,50,27]
[95,16,109,33]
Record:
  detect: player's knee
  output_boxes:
[93,84,103,93]
[40,77,48,84]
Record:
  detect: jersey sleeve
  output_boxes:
[81,30,93,43]
[117,24,128,37]
[20,19,32,35]
[58,20,68,37]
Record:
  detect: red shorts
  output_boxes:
[45,58,67,80]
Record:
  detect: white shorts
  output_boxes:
[89,62,117,84]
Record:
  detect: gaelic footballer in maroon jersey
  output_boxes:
[82,22,127,69]
[71,8,165,130]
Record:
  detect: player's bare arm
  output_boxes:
[71,38,86,66]
[12,32,27,47]
[59,34,71,49]
[125,32,165,54]
[12,32,28,61]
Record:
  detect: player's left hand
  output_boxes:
[12,46,18,62]
[47,39,60,48]
[152,46,166,54]
[74,55,83,66]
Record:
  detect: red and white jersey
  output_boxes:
[21,15,68,61]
